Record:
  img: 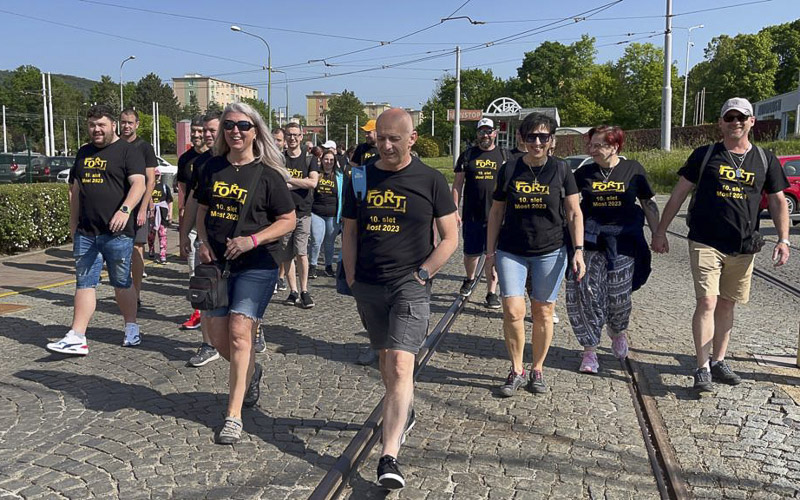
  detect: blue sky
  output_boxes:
[0,0,796,116]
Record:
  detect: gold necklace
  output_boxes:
[523,157,547,184]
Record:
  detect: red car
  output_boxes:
[760,155,800,215]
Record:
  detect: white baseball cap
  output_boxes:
[476,117,494,130]
[720,97,753,118]
[322,140,337,149]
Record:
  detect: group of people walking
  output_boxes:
[46,95,791,491]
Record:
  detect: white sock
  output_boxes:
[68,329,86,339]
[710,359,721,367]
[700,360,711,371]
[125,322,138,332]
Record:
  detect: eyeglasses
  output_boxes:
[285,133,302,138]
[222,120,255,131]
[723,113,750,123]
[523,132,552,144]
[589,142,612,149]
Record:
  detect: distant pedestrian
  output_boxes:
[195,102,295,444]
[451,117,504,308]
[308,150,343,279]
[147,167,173,264]
[350,119,379,166]
[486,112,586,397]
[652,97,791,392]
[46,104,146,356]
[567,125,660,374]
[342,108,458,489]
[272,127,286,152]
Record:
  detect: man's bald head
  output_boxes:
[375,108,418,170]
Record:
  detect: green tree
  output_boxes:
[181,92,202,120]
[240,97,277,126]
[762,20,800,94]
[89,75,119,110]
[206,101,223,114]
[137,112,177,154]
[129,73,181,120]
[325,90,369,146]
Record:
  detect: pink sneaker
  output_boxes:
[579,351,599,374]
[611,333,629,359]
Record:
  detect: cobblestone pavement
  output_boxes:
[1,195,800,499]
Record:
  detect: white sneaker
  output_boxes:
[552,311,560,324]
[46,332,88,356]
[122,323,141,347]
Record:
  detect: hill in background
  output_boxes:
[0,69,97,98]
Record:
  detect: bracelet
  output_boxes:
[778,239,791,246]
[250,234,258,248]
[485,252,496,257]
[574,245,584,251]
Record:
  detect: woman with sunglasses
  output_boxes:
[487,112,585,396]
[308,149,343,278]
[566,125,659,374]
[195,102,296,444]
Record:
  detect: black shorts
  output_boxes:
[351,272,431,354]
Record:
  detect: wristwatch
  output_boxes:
[118,205,131,214]
[417,267,431,283]
[574,245,584,251]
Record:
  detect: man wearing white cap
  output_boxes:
[451,117,504,307]
[653,97,791,392]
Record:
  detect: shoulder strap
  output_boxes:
[304,151,312,168]
[755,146,768,174]
[500,147,508,164]
[687,143,717,223]
[351,165,367,201]
[555,158,568,199]
[501,158,517,194]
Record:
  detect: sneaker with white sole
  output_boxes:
[552,310,560,324]
[122,323,141,347]
[377,455,405,490]
[611,332,629,359]
[579,351,599,374]
[46,332,88,356]
[188,343,220,367]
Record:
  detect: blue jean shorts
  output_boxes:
[496,246,567,302]
[205,267,279,321]
[462,220,487,256]
[74,232,134,289]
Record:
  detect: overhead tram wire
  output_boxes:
[0,9,262,68]
[76,0,384,43]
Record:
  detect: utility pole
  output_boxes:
[325,113,328,141]
[432,108,435,137]
[345,124,349,149]
[661,0,673,151]
[355,115,359,145]
[48,73,55,155]
[680,25,703,127]
[453,46,461,166]
[42,73,50,156]
[63,120,67,156]
[2,105,7,153]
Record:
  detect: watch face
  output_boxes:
[120,206,129,214]
[418,268,430,281]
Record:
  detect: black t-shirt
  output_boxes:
[312,173,338,218]
[151,180,173,205]
[574,159,655,225]
[679,143,788,254]
[70,139,146,237]
[130,137,158,168]
[351,142,378,165]
[342,157,456,284]
[286,151,319,216]
[492,156,579,256]
[189,150,215,196]
[196,157,295,271]
[454,147,505,222]
[176,147,202,186]
[509,147,526,159]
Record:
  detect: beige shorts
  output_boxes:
[688,240,755,304]
[277,214,312,262]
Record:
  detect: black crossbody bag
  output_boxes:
[188,164,264,310]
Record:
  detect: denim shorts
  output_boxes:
[496,246,567,302]
[462,220,487,256]
[351,273,431,354]
[74,232,134,289]
[204,267,279,320]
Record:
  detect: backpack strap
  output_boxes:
[755,145,768,174]
[500,147,508,164]
[351,165,367,202]
[687,143,717,222]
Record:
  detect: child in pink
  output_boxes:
[147,168,173,264]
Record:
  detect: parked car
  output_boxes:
[564,155,591,171]
[0,153,29,183]
[30,156,75,183]
[56,155,176,185]
[759,155,800,215]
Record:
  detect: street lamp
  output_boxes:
[119,55,135,111]
[271,69,289,128]
[231,25,272,128]
[678,24,703,127]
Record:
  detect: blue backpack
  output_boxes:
[335,165,367,296]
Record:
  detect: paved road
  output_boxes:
[0,197,799,499]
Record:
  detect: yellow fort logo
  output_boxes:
[366,189,407,213]
[592,181,625,192]
[212,181,248,204]
[514,180,550,195]
[83,157,107,170]
[718,165,755,186]
[475,159,498,170]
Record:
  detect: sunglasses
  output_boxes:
[523,132,552,144]
[477,129,494,136]
[723,113,750,123]
[222,120,255,131]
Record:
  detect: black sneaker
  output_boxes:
[485,292,501,309]
[459,278,476,297]
[276,278,288,291]
[499,370,526,397]
[308,265,317,279]
[528,369,548,394]
[254,327,267,353]
[377,455,405,490]
[243,363,263,408]
[710,361,741,385]
[324,265,335,277]
[693,367,713,392]
[400,408,416,445]
[285,291,299,306]
[300,291,315,309]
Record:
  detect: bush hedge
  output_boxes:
[413,135,440,157]
[0,183,70,254]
